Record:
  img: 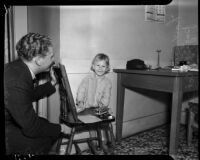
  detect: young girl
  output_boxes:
[76,53,112,153]
[76,53,112,113]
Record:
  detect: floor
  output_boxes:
[83,124,198,159]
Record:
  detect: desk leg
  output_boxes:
[169,77,183,157]
[116,74,125,142]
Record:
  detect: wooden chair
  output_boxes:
[187,102,198,145]
[54,63,115,155]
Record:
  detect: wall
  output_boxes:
[13,6,27,58]
[177,0,198,46]
[59,3,178,138]
[60,5,178,70]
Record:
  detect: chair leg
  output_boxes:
[87,140,99,155]
[187,111,194,146]
[97,128,112,155]
[105,123,115,148]
[108,123,115,147]
[96,128,103,149]
[74,142,82,155]
[65,127,76,155]
[55,137,63,154]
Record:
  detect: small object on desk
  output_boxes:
[155,49,162,69]
[189,68,198,71]
[179,61,187,66]
[188,63,198,71]
[126,59,147,70]
[171,65,190,72]
[180,65,190,72]
[171,67,181,72]
[171,63,198,72]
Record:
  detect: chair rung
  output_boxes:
[60,137,98,145]
[61,133,71,139]
[61,142,69,145]
[73,137,98,144]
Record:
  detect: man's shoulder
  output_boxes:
[4,59,29,82]
[5,59,23,71]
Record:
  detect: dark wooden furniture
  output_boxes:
[113,69,198,157]
[55,64,115,155]
[187,102,198,145]
[173,45,198,66]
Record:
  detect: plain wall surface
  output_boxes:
[13,6,27,58]
[60,5,178,71]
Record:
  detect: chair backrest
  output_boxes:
[53,63,78,122]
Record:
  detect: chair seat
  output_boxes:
[60,108,115,128]
[60,115,115,132]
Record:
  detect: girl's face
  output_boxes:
[93,60,107,77]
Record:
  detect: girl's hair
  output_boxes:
[90,53,110,73]
[16,32,53,61]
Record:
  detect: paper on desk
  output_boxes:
[189,68,198,71]
[78,114,101,123]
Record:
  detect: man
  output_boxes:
[4,33,70,155]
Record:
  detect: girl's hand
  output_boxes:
[99,106,109,113]
[50,67,57,86]
[97,100,103,108]
[77,107,85,113]
[76,102,85,113]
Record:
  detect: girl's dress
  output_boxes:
[76,73,112,109]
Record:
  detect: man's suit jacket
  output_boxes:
[4,59,61,154]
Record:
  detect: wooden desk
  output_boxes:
[113,69,198,157]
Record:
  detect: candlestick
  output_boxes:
[155,49,162,69]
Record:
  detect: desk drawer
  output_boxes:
[121,73,174,93]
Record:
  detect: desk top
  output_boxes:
[113,69,198,77]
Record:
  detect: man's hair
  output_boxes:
[90,53,110,73]
[16,32,53,61]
